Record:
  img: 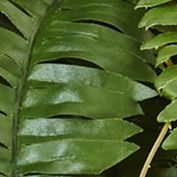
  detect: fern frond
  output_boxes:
[0,0,156,176]
[137,0,177,153]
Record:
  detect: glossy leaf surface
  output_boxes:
[141,32,177,50]
[138,0,177,153]
[136,0,172,8]
[155,65,177,100]
[156,45,177,67]
[139,5,177,29]
[162,128,177,150]
[0,0,156,176]
[157,100,177,122]
[29,64,157,101]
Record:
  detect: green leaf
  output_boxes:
[0,115,12,147]
[10,0,53,17]
[0,28,28,67]
[18,118,142,174]
[0,0,157,175]
[141,32,177,50]
[157,100,177,122]
[35,21,148,63]
[162,128,177,150]
[0,83,15,114]
[21,84,143,119]
[19,118,142,143]
[33,22,156,82]
[29,64,157,101]
[59,0,142,38]
[18,140,138,175]
[139,4,177,29]
[136,0,172,9]
[0,0,34,39]
[155,65,177,100]
[156,45,177,67]
[0,54,20,87]
[0,147,11,175]
[138,0,177,165]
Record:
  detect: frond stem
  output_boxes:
[11,1,59,176]
[139,123,171,177]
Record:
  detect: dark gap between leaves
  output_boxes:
[0,109,7,116]
[170,55,177,65]
[75,19,123,34]
[40,57,103,70]
[8,0,32,17]
[0,143,8,149]
[0,76,12,87]
[48,114,92,120]
[0,12,24,38]
[0,172,6,177]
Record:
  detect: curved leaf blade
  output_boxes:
[157,100,177,122]
[141,32,177,50]
[0,0,34,38]
[136,0,172,9]
[29,64,157,101]
[59,0,142,38]
[156,45,177,67]
[162,128,177,150]
[18,140,139,175]
[139,5,177,29]
[155,65,177,100]
[0,0,157,175]
[22,85,143,119]
[19,118,142,143]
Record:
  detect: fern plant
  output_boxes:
[0,0,158,176]
[136,0,177,176]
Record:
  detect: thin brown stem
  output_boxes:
[139,123,171,177]
[139,54,173,177]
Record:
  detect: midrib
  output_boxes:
[11,1,59,176]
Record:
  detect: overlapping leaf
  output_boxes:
[137,0,177,151]
[136,0,172,8]
[0,0,156,176]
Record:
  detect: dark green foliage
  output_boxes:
[136,0,177,176]
[0,0,170,177]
